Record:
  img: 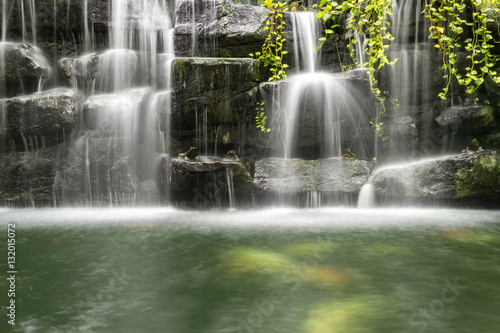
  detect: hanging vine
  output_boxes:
[251,1,306,132]
[425,0,500,102]
[315,0,397,142]
[252,0,500,134]
[250,0,292,82]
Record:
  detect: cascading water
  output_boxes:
[53,0,175,205]
[1,0,498,209]
[356,0,448,208]
[0,0,37,43]
[385,0,434,158]
[357,183,374,208]
[1,2,500,330]
[262,11,375,206]
[272,12,373,160]
[290,12,319,73]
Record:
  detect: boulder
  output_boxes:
[2,88,84,143]
[159,156,253,207]
[435,104,497,152]
[371,150,500,203]
[0,147,58,204]
[436,104,496,134]
[174,0,271,57]
[0,43,52,97]
[254,158,372,194]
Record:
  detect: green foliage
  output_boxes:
[425,0,500,102]
[256,101,271,132]
[253,0,500,138]
[314,0,396,143]
[251,1,307,132]
[250,0,293,82]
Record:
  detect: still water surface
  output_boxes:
[1,208,500,332]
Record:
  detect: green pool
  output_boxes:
[1,208,499,332]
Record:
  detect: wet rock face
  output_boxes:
[174,0,271,57]
[82,87,152,134]
[436,105,496,134]
[159,156,253,206]
[1,0,109,58]
[371,150,500,203]
[254,158,372,194]
[167,57,265,157]
[60,50,140,93]
[2,88,84,140]
[0,43,52,97]
[170,58,263,121]
[0,147,58,204]
[435,104,498,152]
[53,137,140,204]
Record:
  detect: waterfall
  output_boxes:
[1,0,8,42]
[83,0,92,52]
[270,13,373,160]
[357,184,374,208]
[282,73,343,159]
[226,167,235,209]
[53,0,175,205]
[290,12,320,73]
[386,0,433,158]
[263,11,375,207]
[2,0,38,44]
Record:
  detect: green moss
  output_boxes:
[218,49,231,58]
[345,159,359,175]
[476,106,496,127]
[455,153,500,198]
[231,163,253,193]
[252,60,267,82]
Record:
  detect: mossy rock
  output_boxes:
[455,152,500,199]
[0,147,58,203]
[0,43,52,97]
[372,150,500,203]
